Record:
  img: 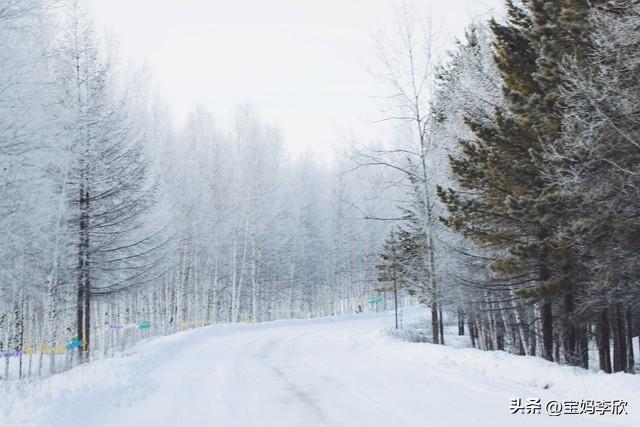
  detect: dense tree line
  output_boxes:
[0,0,392,380]
[376,1,639,373]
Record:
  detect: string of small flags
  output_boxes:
[105,320,214,330]
[2,319,254,359]
[2,337,85,358]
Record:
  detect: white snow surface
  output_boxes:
[2,307,638,427]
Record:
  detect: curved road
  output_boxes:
[4,309,635,427]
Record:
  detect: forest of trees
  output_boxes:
[0,0,393,379]
[1,0,639,380]
[374,0,639,374]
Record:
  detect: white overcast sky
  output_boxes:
[88,0,504,158]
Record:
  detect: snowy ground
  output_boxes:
[1,307,638,427]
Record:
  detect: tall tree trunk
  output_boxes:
[83,271,90,362]
[510,298,527,356]
[82,181,91,362]
[612,304,627,373]
[541,302,554,362]
[577,325,589,369]
[393,278,398,330]
[597,308,612,373]
[438,306,444,344]
[495,305,504,351]
[251,234,258,322]
[77,181,85,362]
[76,247,84,362]
[469,314,476,348]
[234,221,249,323]
[431,301,439,344]
[563,292,577,365]
[625,309,634,373]
[528,305,537,357]
[230,229,238,322]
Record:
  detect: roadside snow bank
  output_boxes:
[372,326,639,423]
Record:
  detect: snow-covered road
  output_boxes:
[3,308,638,427]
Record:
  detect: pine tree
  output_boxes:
[55,1,160,361]
[547,0,640,372]
[438,0,604,365]
[376,228,407,330]
[396,195,441,343]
